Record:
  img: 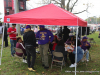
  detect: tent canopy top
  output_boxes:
[4,4,87,27]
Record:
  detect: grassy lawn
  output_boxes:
[0,32,100,75]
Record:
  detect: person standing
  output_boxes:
[20,26,24,35]
[62,26,70,42]
[4,25,8,47]
[7,24,17,56]
[34,26,38,34]
[36,25,54,69]
[23,25,36,71]
[0,23,3,38]
[57,26,62,39]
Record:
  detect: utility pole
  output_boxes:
[14,0,20,35]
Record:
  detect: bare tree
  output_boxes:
[39,0,91,14]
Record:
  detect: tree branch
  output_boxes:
[66,0,71,11]
[73,3,90,14]
[70,0,78,12]
[73,10,86,14]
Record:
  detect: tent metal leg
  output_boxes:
[75,26,78,75]
[0,25,5,65]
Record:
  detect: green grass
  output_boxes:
[0,32,100,75]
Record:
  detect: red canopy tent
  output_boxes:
[4,4,87,27]
[3,4,87,74]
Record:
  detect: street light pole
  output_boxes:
[14,0,20,35]
[6,9,9,28]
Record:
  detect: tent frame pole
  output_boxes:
[86,27,87,36]
[75,26,78,75]
[81,27,82,40]
[0,25,4,65]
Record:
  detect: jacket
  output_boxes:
[36,29,54,45]
[23,30,36,47]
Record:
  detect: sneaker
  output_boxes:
[70,64,76,68]
[87,60,89,62]
[74,63,77,66]
[24,60,27,63]
[69,64,74,68]
[42,64,45,67]
[28,68,36,72]
[44,66,49,69]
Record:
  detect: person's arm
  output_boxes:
[73,47,80,54]
[32,32,36,47]
[7,28,12,35]
[20,43,25,50]
[36,31,39,39]
[23,33,25,45]
[86,42,91,49]
[48,30,54,43]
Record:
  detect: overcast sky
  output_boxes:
[0,0,100,22]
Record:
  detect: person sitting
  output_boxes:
[66,35,75,45]
[69,40,83,68]
[16,37,27,63]
[54,40,66,62]
[51,35,58,58]
[81,36,91,62]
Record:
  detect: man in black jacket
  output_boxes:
[62,26,70,42]
[23,25,36,72]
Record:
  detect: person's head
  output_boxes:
[26,25,31,31]
[82,36,88,42]
[57,40,64,46]
[39,25,45,31]
[0,23,2,26]
[26,25,31,29]
[69,35,74,41]
[12,24,16,28]
[17,37,22,43]
[35,26,37,28]
[74,40,81,46]
[54,35,58,43]
[64,26,67,29]
[59,26,62,29]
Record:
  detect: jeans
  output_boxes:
[83,49,89,60]
[25,45,36,68]
[39,43,49,67]
[10,39,16,56]
[51,50,54,59]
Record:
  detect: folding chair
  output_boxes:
[88,38,96,46]
[51,52,65,71]
[77,50,88,67]
[13,48,26,66]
